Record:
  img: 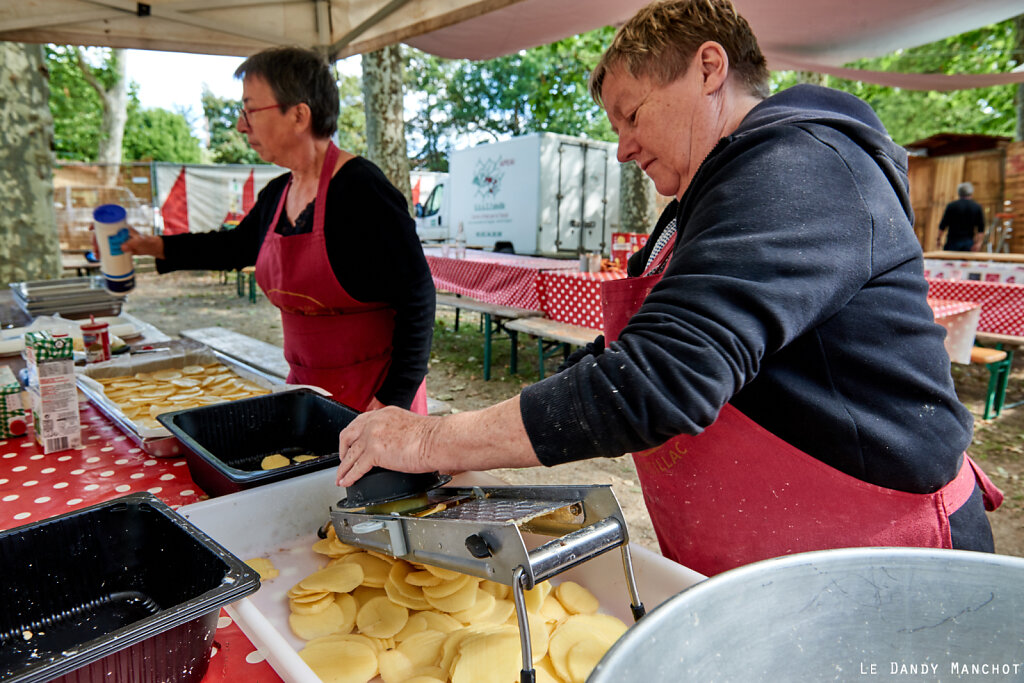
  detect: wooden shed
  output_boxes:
[905,133,1016,252]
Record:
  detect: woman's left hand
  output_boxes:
[336,407,439,487]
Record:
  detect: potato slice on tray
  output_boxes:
[298,639,378,683]
[289,601,353,640]
[356,596,409,638]
[299,562,364,593]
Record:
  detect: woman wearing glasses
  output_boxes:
[123,47,434,414]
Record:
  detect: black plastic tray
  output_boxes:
[0,493,260,683]
[158,388,359,496]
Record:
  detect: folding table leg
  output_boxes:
[536,339,568,379]
[509,329,518,375]
[483,313,492,381]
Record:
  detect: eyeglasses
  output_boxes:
[238,103,280,127]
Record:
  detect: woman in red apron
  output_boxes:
[335,0,1002,576]
[601,232,1002,576]
[123,47,431,415]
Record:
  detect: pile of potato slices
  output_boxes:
[282,523,628,683]
[94,362,270,429]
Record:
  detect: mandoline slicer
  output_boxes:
[326,483,646,683]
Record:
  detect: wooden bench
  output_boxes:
[61,253,101,277]
[435,293,543,380]
[181,326,289,379]
[504,317,601,379]
[180,325,451,416]
[971,332,1024,420]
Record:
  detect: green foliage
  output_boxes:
[48,45,109,160]
[123,106,202,163]
[336,71,368,156]
[404,27,616,171]
[202,88,265,164]
[770,18,1021,145]
[48,45,201,162]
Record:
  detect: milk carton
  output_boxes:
[0,365,28,439]
[24,331,82,452]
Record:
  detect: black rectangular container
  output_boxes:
[0,493,260,683]
[158,388,359,496]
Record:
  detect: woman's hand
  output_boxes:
[336,407,440,487]
[120,228,166,259]
[335,396,540,489]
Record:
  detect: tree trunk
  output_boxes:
[77,47,128,186]
[0,43,61,286]
[362,45,413,214]
[619,161,658,233]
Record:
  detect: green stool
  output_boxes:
[971,345,1012,420]
[236,266,257,303]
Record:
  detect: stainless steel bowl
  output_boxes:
[589,547,1024,681]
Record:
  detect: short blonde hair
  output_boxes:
[589,0,769,103]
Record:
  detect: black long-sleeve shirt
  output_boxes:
[522,85,973,497]
[157,157,435,408]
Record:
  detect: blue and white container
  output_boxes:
[92,204,135,296]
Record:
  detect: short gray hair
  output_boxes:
[958,182,974,198]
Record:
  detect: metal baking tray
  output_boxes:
[10,276,122,318]
[76,340,285,457]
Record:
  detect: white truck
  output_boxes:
[411,170,449,239]
[414,132,622,256]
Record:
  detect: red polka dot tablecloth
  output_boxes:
[424,247,576,310]
[537,270,627,330]
[926,278,1024,337]
[0,399,284,683]
[0,401,205,530]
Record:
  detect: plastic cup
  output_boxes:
[92,204,135,296]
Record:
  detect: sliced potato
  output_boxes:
[289,592,335,615]
[554,581,599,615]
[289,602,351,641]
[425,577,480,613]
[378,649,416,683]
[566,639,608,683]
[298,639,378,683]
[355,596,409,638]
[342,552,392,588]
[397,629,447,669]
[406,570,443,587]
[451,630,521,683]
[299,562,364,594]
[244,557,279,580]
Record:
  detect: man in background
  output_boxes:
[937,182,986,252]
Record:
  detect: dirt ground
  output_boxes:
[126,269,1024,559]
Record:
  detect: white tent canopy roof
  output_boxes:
[2,0,1023,89]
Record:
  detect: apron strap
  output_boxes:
[641,231,678,277]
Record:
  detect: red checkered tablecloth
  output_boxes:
[0,398,283,683]
[926,278,1024,337]
[537,270,627,331]
[424,247,576,310]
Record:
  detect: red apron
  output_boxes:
[255,143,427,414]
[601,234,1002,576]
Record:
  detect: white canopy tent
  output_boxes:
[1,0,1023,89]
